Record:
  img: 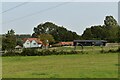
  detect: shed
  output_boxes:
[73,40,107,46]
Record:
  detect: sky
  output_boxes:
[1,1,119,35]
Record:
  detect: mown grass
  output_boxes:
[2,52,118,78]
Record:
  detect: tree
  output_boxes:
[2,29,16,51]
[82,28,93,39]
[32,22,57,37]
[118,26,120,50]
[104,16,119,42]
[16,38,23,47]
[118,26,120,42]
[104,16,117,28]
[0,35,2,48]
[38,34,55,45]
[82,16,119,42]
[32,22,81,42]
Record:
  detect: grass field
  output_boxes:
[50,45,119,52]
[2,52,118,78]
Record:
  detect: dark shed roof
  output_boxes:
[73,40,107,43]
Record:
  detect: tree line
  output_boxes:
[2,15,120,51]
[32,16,120,43]
[32,22,82,43]
[82,16,120,42]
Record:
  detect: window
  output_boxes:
[33,43,36,45]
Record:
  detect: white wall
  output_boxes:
[31,40,38,47]
[23,40,31,48]
[23,40,42,48]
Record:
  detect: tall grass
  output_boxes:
[2,53,118,78]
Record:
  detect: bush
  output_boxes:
[117,47,120,52]
[52,44,62,47]
[3,48,82,56]
[2,51,20,56]
[38,50,81,56]
[100,49,119,53]
[21,48,38,56]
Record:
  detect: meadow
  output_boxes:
[2,45,119,78]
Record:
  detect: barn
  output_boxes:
[73,40,107,46]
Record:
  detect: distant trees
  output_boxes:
[0,35,2,48]
[16,34,31,39]
[33,16,119,43]
[16,38,24,47]
[2,16,120,51]
[82,28,93,40]
[2,29,16,51]
[118,26,120,42]
[82,16,119,42]
[32,22,81,42]
[16,34,31,47]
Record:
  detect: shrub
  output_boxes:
[117,47,120,52]
[52,44,62,47]
[21,48,38,56]
[3,48,81,56]
[100,49,119,53]
[100,50,106,53]
[2,51,20,56]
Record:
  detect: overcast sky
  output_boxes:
[1,1,119,35]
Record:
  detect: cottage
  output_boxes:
[23,38,43,48]
[73,40,107,46]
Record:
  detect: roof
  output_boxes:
[23,38,42,44]
[58,42,73,45]
[15,45,22,49]
[73,40,107,43]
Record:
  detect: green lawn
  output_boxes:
[2,53,118,78]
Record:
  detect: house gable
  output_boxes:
[23,38,43,48]
[23,40,31,48]
[31,40,39,47]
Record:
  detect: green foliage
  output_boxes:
[117,47,120,52]
[100,49,119,53]
[104,16,117,27]
[82,28,93,39]
[118,26,120,42]
[16,34,31,39]
[21,48,38,56]
[0,35,2,48]
[38,34,55,45]
[3,48,81,56]
[2,29,16,51]
[82,16,119,42]
[2,52,20,56]
[16,38,24,47]
[32,22,81,42]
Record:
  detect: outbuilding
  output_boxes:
[73,40,107,46]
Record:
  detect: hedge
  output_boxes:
[2,49,82,56]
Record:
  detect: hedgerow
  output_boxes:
[2,48,82,56]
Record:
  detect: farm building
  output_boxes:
[73,40,107,46]
[23,38,43,48]
[58,42,73,46]
[52,42,73,47]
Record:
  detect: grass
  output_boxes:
[2,52,118,78]
[50,46,119,52]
